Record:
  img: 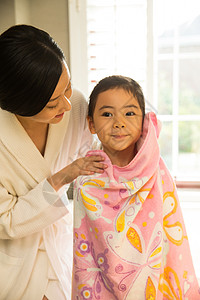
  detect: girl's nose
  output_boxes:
[113,121,126,129]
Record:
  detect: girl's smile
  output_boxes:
[88,88,143,166]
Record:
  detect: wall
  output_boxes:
[178,189,200,281]
[0,0,70,64]
[0,0,16,33]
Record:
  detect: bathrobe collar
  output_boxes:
[0,108,70,182]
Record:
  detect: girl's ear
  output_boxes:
[87,116,96,134]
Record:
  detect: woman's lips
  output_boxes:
[55,112,64,118]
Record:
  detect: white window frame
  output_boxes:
[68,0,88,96]
[68,0,200,185]
[68,0,200,280]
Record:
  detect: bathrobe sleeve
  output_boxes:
[0,88,92,240]
[0,114,69,239]
[0,98,64,239]
[0,178,68,240]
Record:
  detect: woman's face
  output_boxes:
[17,61,72,125]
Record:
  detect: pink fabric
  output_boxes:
[72,112,200,300]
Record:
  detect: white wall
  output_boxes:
[29,0,70,64]
[0,0,70,64]
[178,190,200,281]
[0,0,16,33]
[68,0,88,96]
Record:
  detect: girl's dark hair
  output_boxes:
[0,24,65,116]
[88,75,145,122]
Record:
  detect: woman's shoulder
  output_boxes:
[70,88,88,117]
[70,88,87,106]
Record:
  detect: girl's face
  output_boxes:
[88,88,143,157]
[16,61,72,125]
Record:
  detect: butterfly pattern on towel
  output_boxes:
[73,172,162,299]
[72,113,200,299]
[73,222,162,300]
[163,184,187,246]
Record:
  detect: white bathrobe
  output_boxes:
[0,88,92,300]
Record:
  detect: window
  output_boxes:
[68,0,200,183]
[86,0,147,94]
[68,0,200,280]
[155,0,200,182]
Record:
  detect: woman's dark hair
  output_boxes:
[88,75,145,123]
[0,24,65,116]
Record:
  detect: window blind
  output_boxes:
[86,0,147,94]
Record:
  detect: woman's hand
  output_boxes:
[70,155,107,177]
[47,155,107,191]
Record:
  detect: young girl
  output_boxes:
[72,76,200,299]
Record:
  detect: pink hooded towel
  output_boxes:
[72,112,200,300]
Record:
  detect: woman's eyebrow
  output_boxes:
[49,80,71,102]
[49,96,59,102]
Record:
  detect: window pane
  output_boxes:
[157,34,174,55]
[178,121,200,178]
[157,60,173,114]
[87,0,146,94]
[179,15,200,54]
[87,0,115,5]
[155,0,200,180]
[179,58,200,114]
[159,121,173,170]
[115,3,146,77]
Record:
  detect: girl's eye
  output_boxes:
[126,111,135,116]
[102,112,112,117]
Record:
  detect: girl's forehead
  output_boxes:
[95,88,139,108]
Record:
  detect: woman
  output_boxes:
[0,24,106,300]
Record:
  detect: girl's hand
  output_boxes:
[47,155,107,191]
